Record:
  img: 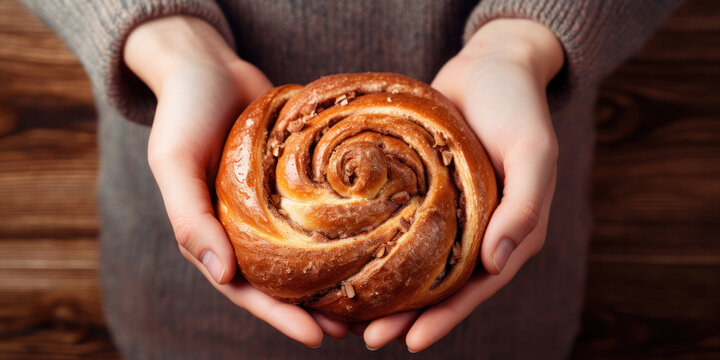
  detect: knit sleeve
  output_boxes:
[18,0,235,125]
[464,0,684,110]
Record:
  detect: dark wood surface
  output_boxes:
[1,0,719,359]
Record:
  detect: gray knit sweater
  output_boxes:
[19,1,682,359]
[22,1,680,123]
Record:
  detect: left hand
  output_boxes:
[124,16,348,347]
[361,18,565,352]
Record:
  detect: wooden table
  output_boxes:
[1,0,718,358]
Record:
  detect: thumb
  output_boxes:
[149,150,238,284]
[481,136,557,275]
[147,103,238,285]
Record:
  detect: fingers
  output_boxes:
[420,37,560,353]
[400,163,556,352]
[149,145,238,284]
[403,274,493,352]
[223,280,325,347]
[228,59,274,105]
[433,54,557,277]
[310,311,349,340]
[405,200,553,352]
[480,135,557,275]
[363,311,419,350]
[149,131,328,348]
[229,282,324,347]
[147,89,239,285]
[178,245,325,347]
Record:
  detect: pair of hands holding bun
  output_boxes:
[124,15,563,352]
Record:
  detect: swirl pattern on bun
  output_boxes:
[216,73,497,321]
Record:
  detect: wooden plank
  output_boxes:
[0,237,116,358]
[0,0,93,107]
[0,107,98,239]
[570,1,720,358]
[0,325,120,360]
[573,263,720,359]
[0,1,109,357]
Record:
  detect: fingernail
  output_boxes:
[310,341,322,349]
[366,344,378,351]
[408,347,418,353]
[493,238,515,273]
[201,250,224,283]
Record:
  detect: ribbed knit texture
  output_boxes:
[19,0,684,122]
[464,0,683,110]
[18,0,235,124]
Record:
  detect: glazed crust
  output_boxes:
[215,73,497,321]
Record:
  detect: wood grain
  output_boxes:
[0,1,106,358]
[0,0,93,108]
[0,0,719,358]
[571,2,720,358]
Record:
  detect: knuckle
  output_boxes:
[531,235,547,256]
[177,243,195,262]
[516,200,542,236]
[515,130,559,164]
[530,133,559,162]
[147,143,182,172]
[543,134,559,163]
[172,217,198,253]
[147,147,165,171]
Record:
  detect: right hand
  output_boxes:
[362,18,563,352]
[124,15,348,347]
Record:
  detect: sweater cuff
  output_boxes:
[463,0,680,112]
[32,1,235,125]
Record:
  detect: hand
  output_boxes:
[362,19,564,352]
[124,16,348,347]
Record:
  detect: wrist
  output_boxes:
[124,15,238,94]
[461,18,564,85]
